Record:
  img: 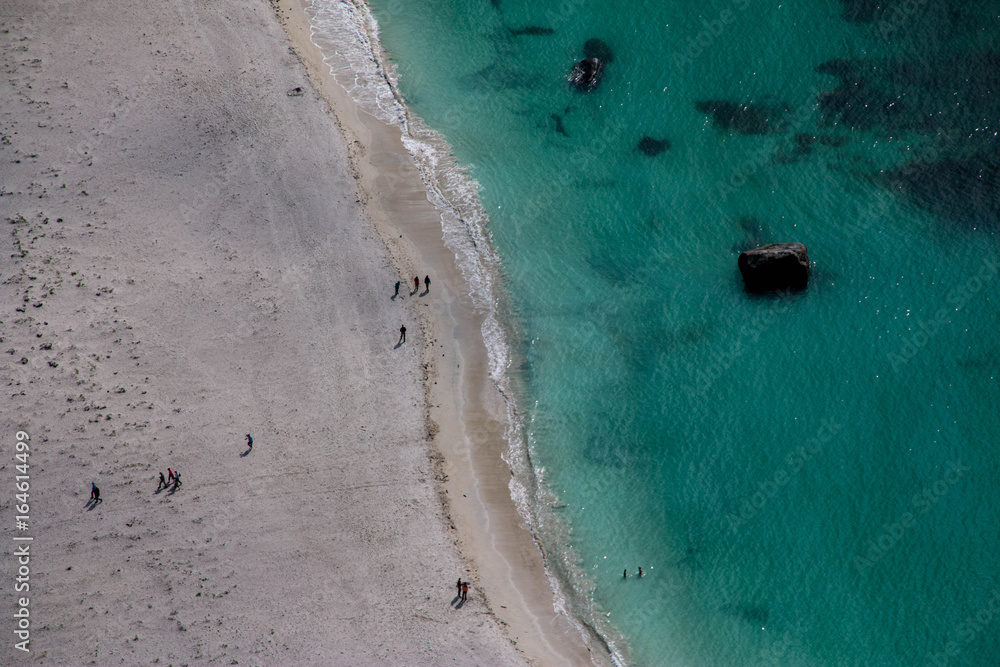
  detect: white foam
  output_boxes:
[305,2,620,663]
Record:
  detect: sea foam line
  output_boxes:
[303,2,624,663]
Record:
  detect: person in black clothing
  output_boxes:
[394,281,401,298]
[246,433,253,451]
[399,325,406,344]
[157,472,168,490]
[424,275,430,292]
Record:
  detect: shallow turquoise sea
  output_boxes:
[327,1,1000,663]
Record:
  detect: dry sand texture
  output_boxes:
[0,0,531,663]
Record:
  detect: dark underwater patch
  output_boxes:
[695,100,786,135]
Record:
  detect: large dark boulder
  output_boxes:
[738,242,811,292]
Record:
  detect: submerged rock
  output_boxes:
[510,26,554,36]
[637,136,670,156]
[738,242,810,292]
[721,604,770,626]
[584,38,614,64]
[694,100,780,135]
[815,59,856,78]
[551,113,568,137]
[838,0,886,23]
[884,153,1000,225]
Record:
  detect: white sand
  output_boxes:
[0,0,603,664]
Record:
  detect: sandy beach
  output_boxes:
[1,0,599,664]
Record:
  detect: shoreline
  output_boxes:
[277,0,607,664]
[0,0,584,663]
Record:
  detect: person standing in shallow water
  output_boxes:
[398,325,406,344]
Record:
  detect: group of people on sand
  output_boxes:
[394,275,430,299]
[156,468,182,491]
[394,275,431,345]
[455,578,469,602]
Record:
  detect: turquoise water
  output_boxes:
[318,1,1000,663]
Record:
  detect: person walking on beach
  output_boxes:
[456,578,463,598]
[157,472,167,491]
[172,471,182,490]
[167,468,175,485]
[461,581,468,601]
[399,324,406,344]
[394,280,400,298]
[90,482,100,503]
[413,276,420,293]
[424,275,431,293]
[246,433,253,451]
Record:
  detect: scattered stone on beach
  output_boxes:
[584,38,614,64]
[509,26,554,36]
[738,242,811,292]
[694,100,781,135]
[636,136,670,156]
[287,86,304,96]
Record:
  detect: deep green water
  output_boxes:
[311,1,1000,663]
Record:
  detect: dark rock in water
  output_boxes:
[738,242,810,292]
[637,136,670,156]
[569,58,604,91]
[584,38,614,64]
[815,59,856,78]
[695,100,778,135]
[884,153,1000,225]
[510,26,555,36]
